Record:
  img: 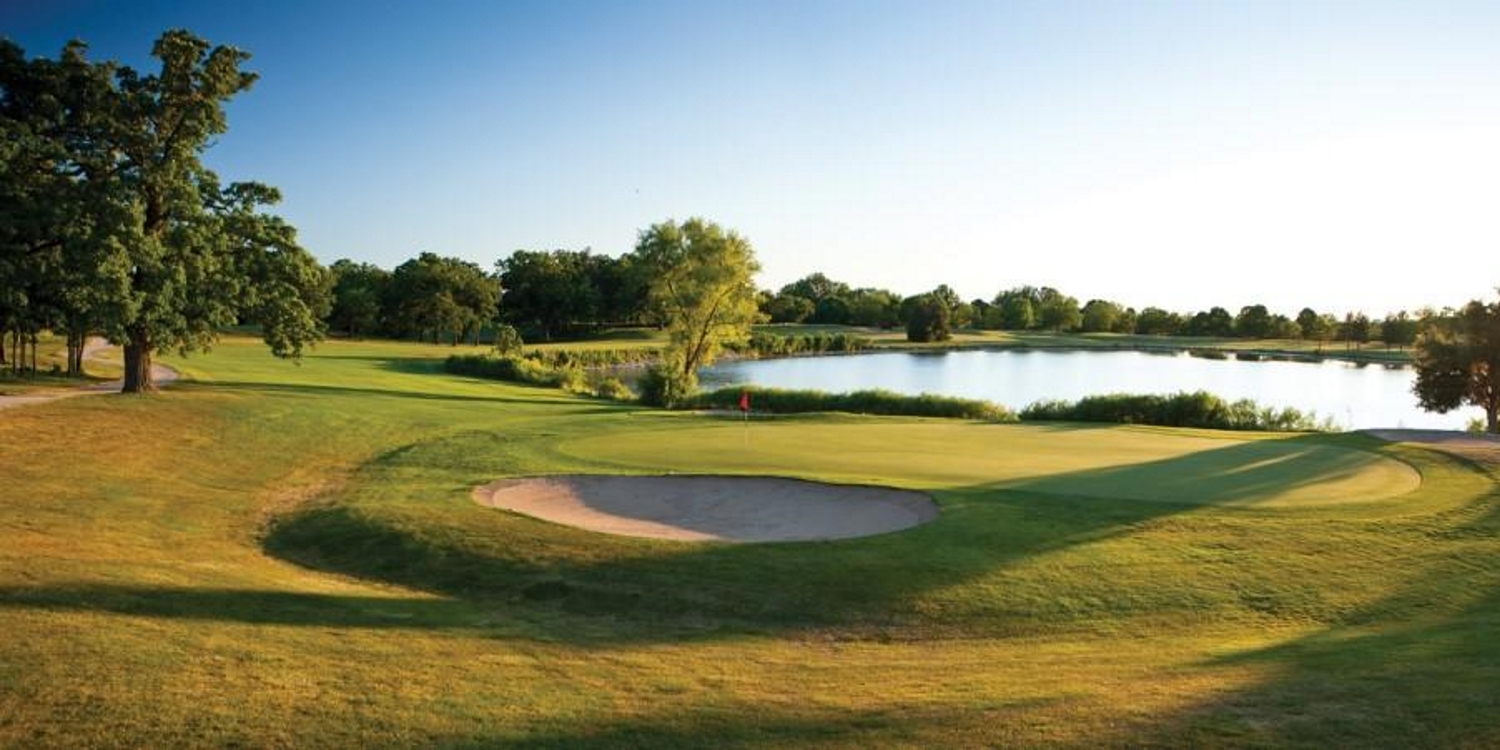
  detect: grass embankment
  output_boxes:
[2,335,1497,745]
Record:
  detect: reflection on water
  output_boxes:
[700,349,1479,430]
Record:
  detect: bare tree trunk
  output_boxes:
[121,330,155,393]
[29,333,38,376]
[1489,405,1498,435]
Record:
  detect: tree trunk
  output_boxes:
[122,330,155,393]
[1489,405,1498,435]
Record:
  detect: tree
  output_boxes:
[633,218,762,402]
[761,291,814,323]
[903,293,952,342]
[1381,311,1417,350]
[1036,288,1081,331]
[1413,295,1500,433]
[388,252,497,344]
[327,260,390,337]
[1338,312,1372,350]
[780,273,850,306]
[497,249,601,339]
[15,31,331,392]
[810,295,852,325]
[846,288,901,328]
[1185,307,1234,337]
[1135,307,1183,335]
[1080,299,1124,333]
[1234,304,1273,338]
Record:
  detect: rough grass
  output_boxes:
[1,335,1497,746]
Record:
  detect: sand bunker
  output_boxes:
[472,475,938,542]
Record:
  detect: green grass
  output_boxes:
[2,335,1496,746]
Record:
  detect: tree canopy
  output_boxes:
[1413,295,1500,433]
[633,218,762,403]
[0,31,329,391]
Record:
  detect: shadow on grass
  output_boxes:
[3,434,1455,653]
[1109,448,1500,746]
[190,379,624,411]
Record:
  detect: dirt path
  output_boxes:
[1364,429,1500,467]
[0,337,180,411]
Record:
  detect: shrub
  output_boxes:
[637,365,697,407]
[904,295,952,343]
[683,386,1015,421]
[731,332,872,357]
[491,324,525,356]
[1020,391,1328,431]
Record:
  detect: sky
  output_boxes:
[5,0,1500,314]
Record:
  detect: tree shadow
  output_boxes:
[0,435,1440,651]
[1108,447,1500,745]
[189,379,621,410]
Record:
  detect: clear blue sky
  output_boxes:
[6,0,1500,314]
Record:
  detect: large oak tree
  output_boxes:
[1413,295,1500,433]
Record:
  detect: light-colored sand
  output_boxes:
[472,474,938,542]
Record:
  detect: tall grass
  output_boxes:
[685,385,1016,421]
[1020,391,1331,431]
[445,354,632,400]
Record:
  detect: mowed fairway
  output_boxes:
[3,336,1499,746]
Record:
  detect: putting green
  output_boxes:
[561,420,1420,507]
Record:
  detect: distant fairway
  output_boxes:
[2,336,1498,747]
[563,421,1420,507]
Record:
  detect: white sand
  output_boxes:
[472,474,938,543]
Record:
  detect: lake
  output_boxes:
[700,348,1480,430]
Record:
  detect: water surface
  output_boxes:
[701,349,1478,430]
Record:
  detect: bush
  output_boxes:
[1020,391,1328,431]
[586,375,635,401]
[683,386,1015,421]
[904,295,952,343]
[637,365,698,407]
[446,354,576,388]
[730,332,872,357]
[491,324,525,356]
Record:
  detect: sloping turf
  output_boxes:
[1,336,1496,747]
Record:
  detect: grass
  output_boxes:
[2,334,1497,746]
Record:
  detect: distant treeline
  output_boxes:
[321,250,1430,351]
[759,272,1424,349]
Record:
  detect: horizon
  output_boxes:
[6,1,1500,313]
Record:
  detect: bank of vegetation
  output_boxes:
[685,386,1017,422]
[1020,391,1332,431]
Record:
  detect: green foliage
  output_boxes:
[327,259,391,337]
[496,249,649,338]
[1135,307,1183,335]
[636,363,697,407]
[761,292,814,323]
[734,331,871,356]
[1234,304,1273,338]
[1184,307,1234,337]
[386,252,497,345]
[0,31,330,391]
[686,385,1017,421]
[490,324,524,356]
[903,293,952,342]
[633,218,762,378]
[1081,299,1125,333]
[1020,391,1329,431]
[1413,295,1500,432]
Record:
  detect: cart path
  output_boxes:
[0,337,180,411]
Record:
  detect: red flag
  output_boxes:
[738,390,751,412]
